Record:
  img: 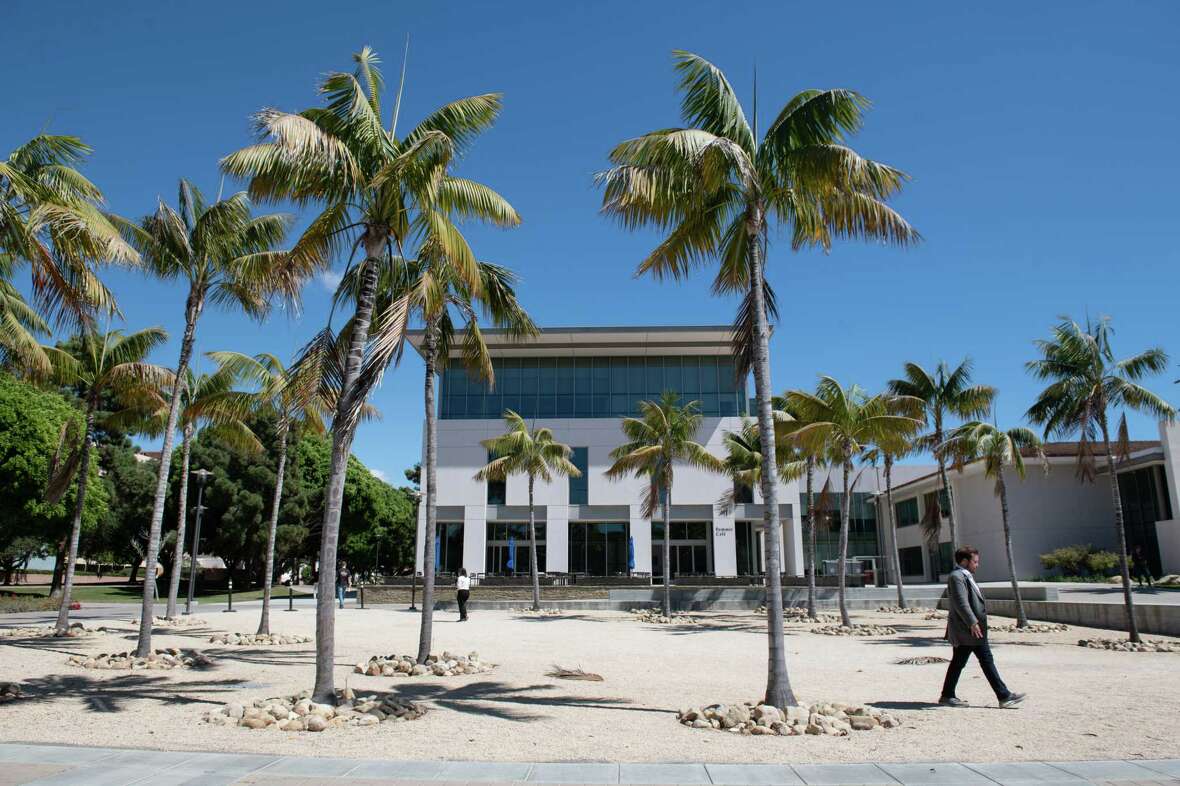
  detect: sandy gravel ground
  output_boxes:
[1,605,1178,763]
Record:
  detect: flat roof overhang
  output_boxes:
[405,325,745,360]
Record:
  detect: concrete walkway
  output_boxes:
[0,745,1177,786]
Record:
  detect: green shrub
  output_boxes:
[1085,550,1120,574]
[1040,544,1120,577]
[0,593,58,614]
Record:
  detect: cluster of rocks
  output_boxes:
[923,612,947,621]
[811,624,897,637]
[511,608,563,617]
[208,632,312,646]
[677,701,900,736]
[1078,637,1180,653]
[354,651,491,677]
[67,649,213,670]
[629,608,697,625]
[0,682,24,702]
[991,623,1069,633]
[895,656,948,665]
[756,606,840,623]
[876,606,935,614]
[134,616,208,628]
[0,623,96,639]
[203,690,426,732]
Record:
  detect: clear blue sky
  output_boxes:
[4,1,1179,482]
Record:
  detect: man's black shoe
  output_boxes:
[938,696,969,707]
[999,692,1026,708]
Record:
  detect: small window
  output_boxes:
[895,498,920,527]
[569,447,588,505]
[899,546,924,576]
[486,449,506,505]
[734,482,754,504]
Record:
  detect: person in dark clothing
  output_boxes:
[457,568,470,621]
[940,545,1026,709]
[336,562,350,609]
[1132,545,1154,588]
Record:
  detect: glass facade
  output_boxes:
[735,520,764,576]
[485,522,545,576]
[894,497,920,527]
[651,521,713,577]
[1118,465,1169,576]
[801,492,880,572]
[568,522,630,576]
[898,545,924,576]
[434,523,464,575]
[439,355,746,419]
[486,449,506,504]
[569,447,588,505]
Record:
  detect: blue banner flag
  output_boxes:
[506,537,516,571]
[628,536,636,571]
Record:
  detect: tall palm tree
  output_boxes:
[1,134,138,353]
[1026,316,1175,642]
[43,326,171,634]
[784,379,922,626]
[887,360,994,562]
[599,51,918,708]
[605,393,723,617]
[203,351,330,635]
[224,46,522,700]
[154,367,264,620]
[475,410,580,610]
[120,179,296,657]
[939,420,1047,627]
[861,433,915,609]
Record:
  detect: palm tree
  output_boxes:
[861,433,915,609]
[774,394,829,619]
[887,360,994,562]
[203,351,330,634]
[0,255,50,375]
[120,179,296,657]
[223,46,522,700]
[43,326,171,634]
[784,379,922,626]
[1,134,138,351]
[475,411,580,610]
[599,51,918,708]
[939,420,1047,627]
[155,367,264,620]
[605,393,723,617]
[1026,316,1175,642]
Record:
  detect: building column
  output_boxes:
[630,504,652,576]
[462,505,487,575]
[546,505,569,573]
[711,513,737,577]
[783,501,804,576]
[414,504,426,574]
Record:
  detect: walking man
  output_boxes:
[1132,545,1154,588]
[336,561,350,609]
[939,545,1026,708]
[456,568,471,622]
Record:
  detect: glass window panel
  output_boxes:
[574,358,591,395]
[627,357,645,396]
[592,395,609,416]
[538,395,555,417]
[681,357,701,396]
[699,393,719,416]
[645,356,664,395]
[500,358,520,394]
[611,394,631,417]
[693,545,707,574]
[663,357,682,394]
[610,357,628,394]
[569,447,589,505]
[556,358,574,394]
[556,395,574,418]
[699,357,718,393]
[447,396,467,419]
[717,358,737,393]
[718,395,737,417]
[538,358,556,395]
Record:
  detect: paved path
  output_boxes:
[0,745,1177,786]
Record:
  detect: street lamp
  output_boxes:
[184,469,214,615]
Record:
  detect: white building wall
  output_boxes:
[1157,421,1180,573]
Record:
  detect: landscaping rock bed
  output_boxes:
[677,701,900,736]
[208,632,312,646]
[756,606,840,623]
[203,690,426,731]
[629,609,697,624]
[924,612,947,620]
[811,624,897,637]
[67,649,213,670]
[877,606,936,614]
[0,623,97,639]
[0,682,25,702]
[895,656,949,665]
[1078,638,1180,653]
[354,651,492,677]
[511,608,563,617]
[991,623,1069,633]
[133,616,209,628]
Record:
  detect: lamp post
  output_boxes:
[184,469,213,615]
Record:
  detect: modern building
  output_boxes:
[408,326,804,580]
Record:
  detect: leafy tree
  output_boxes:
[605,393,723,616]
[1026,316,1175,642]
[91,439,156,573]
[120,179,298,657]
[887,360,994,560]
[939,420,1047,627]
[783,379,922,626]
[223,45,522,699]
[476,411,581,610]
[599,51,918,709]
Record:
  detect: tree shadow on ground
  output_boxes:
[861,635,947,649]
[868,700,942,711]
[6,671,249,713]
[507,613,610,623]
[201,647,316,667]
[386,678,659,723]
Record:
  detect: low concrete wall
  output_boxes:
[937,598,1180,636]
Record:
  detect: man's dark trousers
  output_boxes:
[941,641,1010,700]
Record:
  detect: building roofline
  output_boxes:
[406,324,752,359]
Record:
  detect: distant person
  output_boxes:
[336,562,350,609]
[1132,545,1154,588]
[456,568,471,622]
[939,545,1026,709]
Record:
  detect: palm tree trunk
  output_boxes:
[165,424,193,619]
[1101,419,1140,643]
[996,468,1026,626]
[416,315,440,664]
[54,409,93,635]
[885,456,906,609]
[313,250,382,702]
[936,441,958,557]
[137,293,200,657]
[49,543,65,597]
[663,481,672,617]
[805,457,817,619]
[528,473,540,611]
[746,208,797,709]
[258,421,289,635]
[838,459,852,628]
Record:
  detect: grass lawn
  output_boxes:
[1,583,312,605]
